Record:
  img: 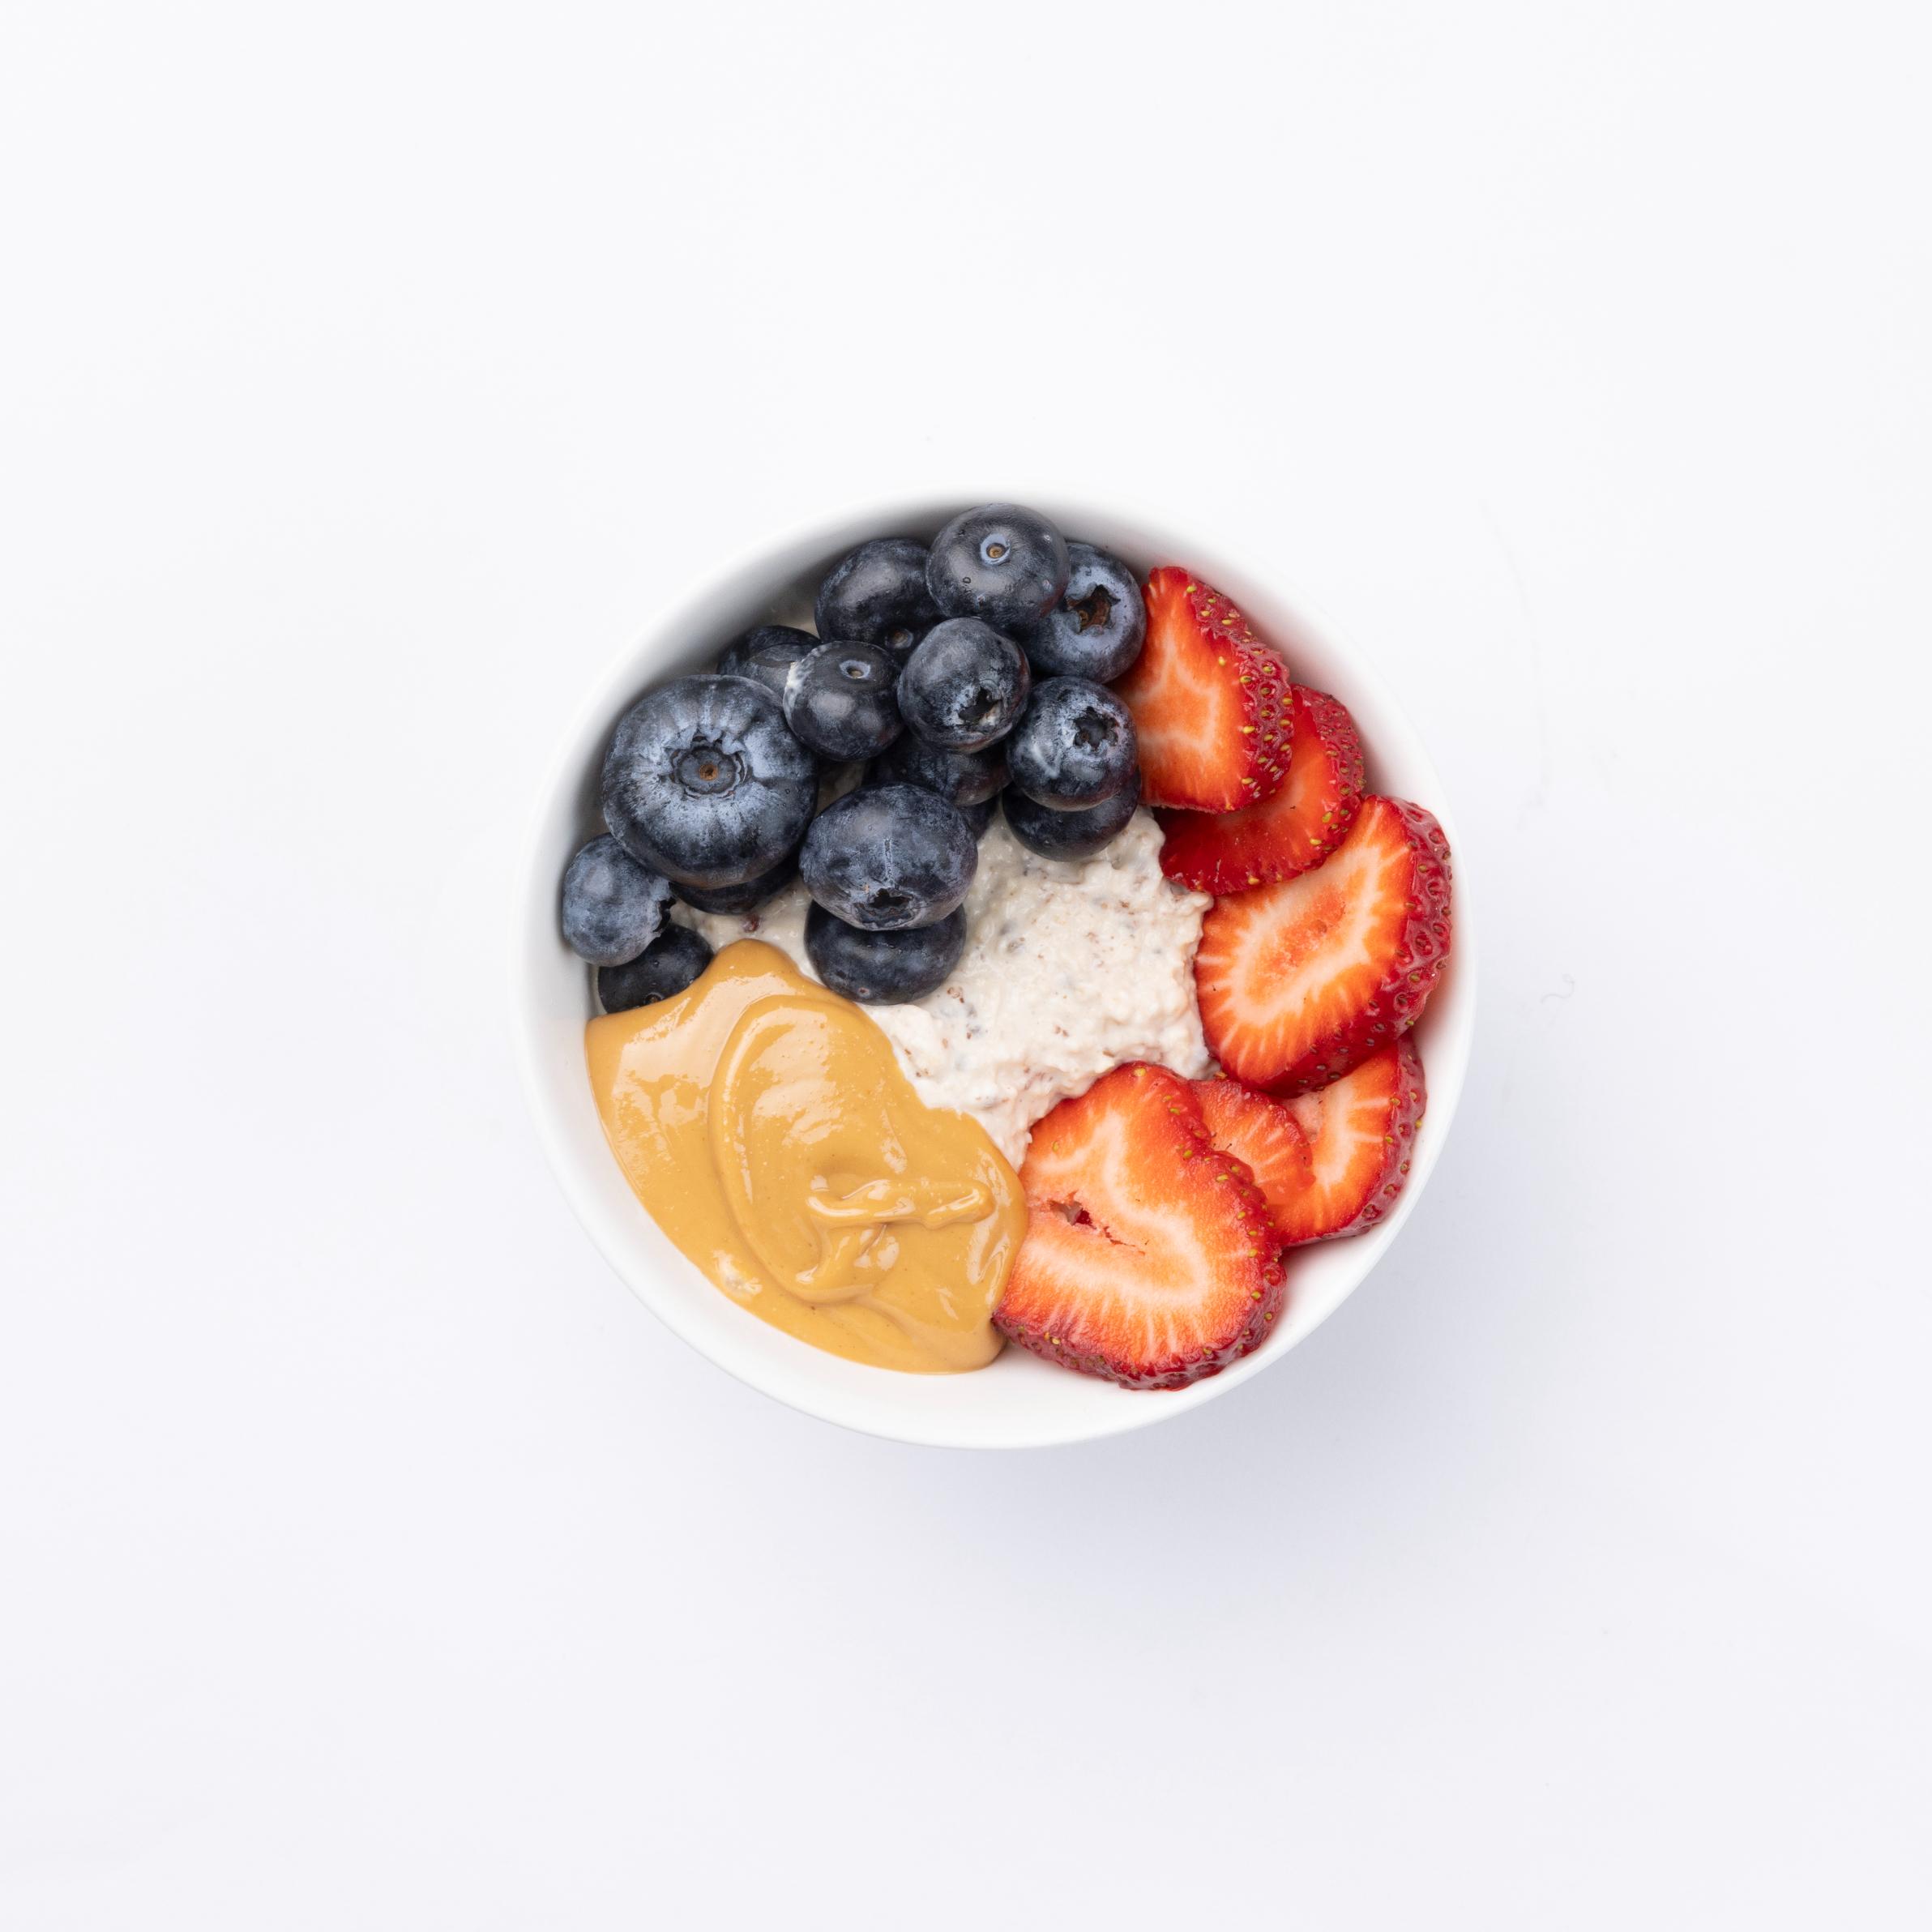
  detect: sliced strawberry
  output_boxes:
[1196,1046,1427,1245]
[1114,566,1293,812]
[1195,795,1452,1095]
[997,1062,1286,1389]
[1192,1076,1314,1219]
[1157,685,1366,894]
[1277,1039,1427,1242]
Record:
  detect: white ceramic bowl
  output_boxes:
[513,496,1476,1448]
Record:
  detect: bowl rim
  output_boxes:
[510,489,1477,1448]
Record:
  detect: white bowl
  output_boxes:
[512,496,1477,1448]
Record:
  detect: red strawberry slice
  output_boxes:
[1278,1039,1427,1242]
[996,1062,1287,1388]
[1195,795,1452,1094]
[1192,1076,1314,1219]
[1157,684,1366,894]
[1114,566,1293,812]
[1195,1045,1426,1245]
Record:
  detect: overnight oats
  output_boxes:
[562,505,1455,1388]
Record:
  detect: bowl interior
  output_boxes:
[512,498,1475,1447]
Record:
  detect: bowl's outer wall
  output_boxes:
[513,497,1476,1447]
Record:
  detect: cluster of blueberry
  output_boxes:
[561,503,1148,1009]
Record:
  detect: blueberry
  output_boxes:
[601,675,816,888]
[561,834,673,965]
[596,925,715,1012]
[925,503,1070,630]
[801,784,977,930]
[783,640,904,762]
[1023,543,1146,682]
[1002,770,1142,861]
[717,625,819,698]
[896,618,1031,750]
[806,902,966,1004]
[673,851,797,916]
[870,731,1007,807]
[1007,677,1138,810]
[814,538,942,659]
[853,765,997,839]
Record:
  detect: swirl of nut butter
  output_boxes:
[707,992,996,1305]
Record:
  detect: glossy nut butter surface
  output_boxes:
[585,941,1026,1372]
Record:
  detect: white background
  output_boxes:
[3,2,1929,1926]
